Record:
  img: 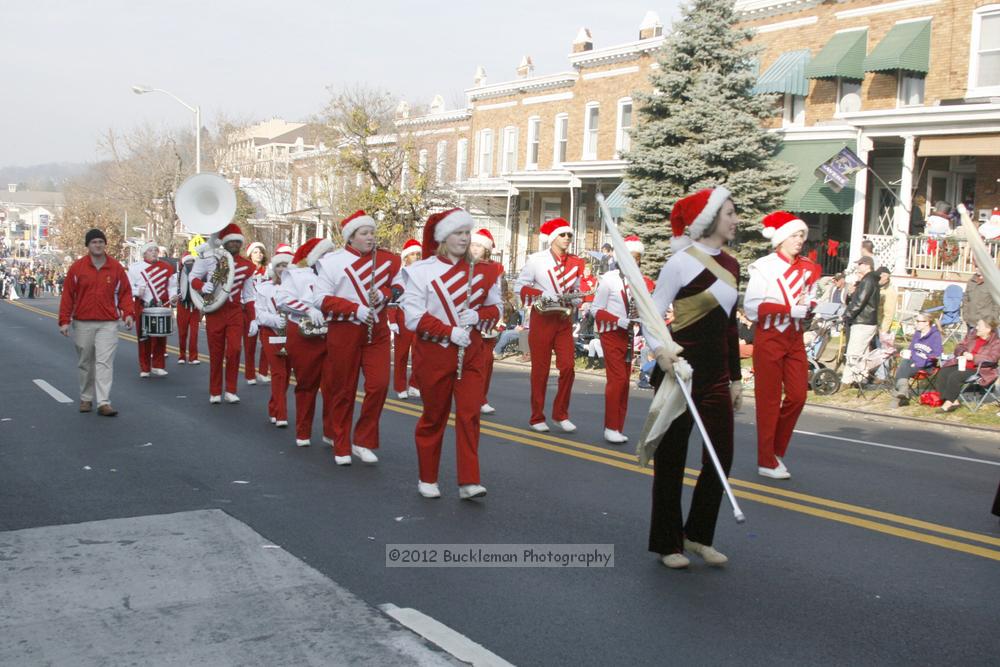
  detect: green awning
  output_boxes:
[864,20,930,73]
[753,49,812,96]
[775,140,857,215]
[805,29,867,80]
[604,181,628,218]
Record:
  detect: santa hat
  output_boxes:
[421,208,475,258]
[979,207,1000,241]
[293,238,334,267]
[246,241,266,257]
[670,186,731,250]
[400,239,422,260]
[139,240,157,258]
[180,252,195,264]
[624,235,644,254]
[761,211,809,248]
[218,223,245,245]
[540,217,573,242]
[270,243,294,269]
[471,228,495,251]
[340,210,376,242]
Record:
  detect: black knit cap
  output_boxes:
[85,228,107,246]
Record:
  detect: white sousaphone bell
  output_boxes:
[175,172,238,313]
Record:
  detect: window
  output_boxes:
[969,6,1000,94]
[583,103,599,160]
[435,140,447,183]
[526,117,541,169]
[456,139,468,182]
[615,98,633,155]
[477,129,493,177]
[782,94,805,127]
[501,126,518,174]
[836,79,862,114]
[418,149,428,174]
[553,114,568,166]
[898,73,925,107]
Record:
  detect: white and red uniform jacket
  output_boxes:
[275,266,320,325]
[170,266,195,308]
[312,247,402,325]
[515,249,584,308]
[190,252,257,316]
[128,259,176,307]
[254,280,285,330]
[399,256,502,346]
[592,270,655,333]
[744,253,821,332]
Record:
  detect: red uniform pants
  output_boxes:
[413,335,485,485]
[135,300,167,373]
[205,301,244,396]
[324,322,390,456]
[259,326,290,422]
[527,311,575,424]
[243,310,269,380]
[176,303,201,361]
[481,335,496,407]
[600,329,631,431]
[286,321,330,441]
[752,326,808,468]
[393,326,420,393]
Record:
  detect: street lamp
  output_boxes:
[131,84,201,173]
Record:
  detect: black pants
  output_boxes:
[895,359,919,381]
[936,365,973,401]
[648,378,734,555]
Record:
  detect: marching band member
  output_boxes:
[392,238,423,400]
[276,237,335,447]
[173,253,202,365]
[470,228,505,415]
[592,235,653,444]
[244,241,270,386]
[128,240,176,378]
[398,208,501,499]
[644,187,741,569]
[313,211,401,465]
[515,217,585,433]
[190,223,256,404]
[744,212,819,480]
[255,243,294,428]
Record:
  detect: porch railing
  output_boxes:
[862,234,1000,278]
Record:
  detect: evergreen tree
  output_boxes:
[624,0,795,274]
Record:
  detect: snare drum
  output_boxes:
[141,306,174,337]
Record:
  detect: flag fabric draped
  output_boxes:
[959,205,1000,307]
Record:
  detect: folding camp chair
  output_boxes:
[907,359,940,400]
[896,289,929,335]
[924,284,964,344]
[958,363,1000,412]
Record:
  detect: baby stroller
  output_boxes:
[805,301,845,395]
[845,332,898,398]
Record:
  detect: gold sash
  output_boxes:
[670,247,735,332]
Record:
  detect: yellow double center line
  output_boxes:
[16,300,1000,562]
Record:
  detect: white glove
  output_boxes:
[135,284,147,299]
[618,317,633,330]
[369,289,384,306]
[201,282,215,295]
[248,321,259,337]
[730,380,743,411]
[356,304,373,325]
[571,298,583,307]
[654,344,683,375]
[450,327,471,348]
[458,309,479,326]
[307,308,325,327]
[389,323,399,335]
[791,304,809,319]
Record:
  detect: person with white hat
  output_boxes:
[391,239,423,400]
[313,211,402,465]
[469,228,505,415]
[128,240,177,378]
[255,243,294,428]
[172,252,202,365]
[398,208,502,499]
[243,241,270,386]
[744,211,821,480]
[514,217,586,433]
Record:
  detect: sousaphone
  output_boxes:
[175,172,238,313]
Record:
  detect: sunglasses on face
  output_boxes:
[557,233,572,238]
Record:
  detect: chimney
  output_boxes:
[517,55,534,79]
[473,65,488,87]
[572,27,593,53]
[430,94,445,114]
[639,11,663,40]
[7,184,16,193]
[395,100,410,120]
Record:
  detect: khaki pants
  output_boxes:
[72,320,120,406]
[842,323,877,384]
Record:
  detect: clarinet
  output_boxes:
[456,257,476,380]
[366,246,377,344]
[625,277,638,366]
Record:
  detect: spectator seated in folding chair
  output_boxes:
[891,312,942,406]
[924,284,964,345]
[937,317,1000,413]
[851,332,898,399]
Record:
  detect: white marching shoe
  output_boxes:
[530,421,550,432]
[660,553,690,569]
[275,420,288,428]
[334,455,352,466]
[352,445,379,464]
[295,438,311,447]
[259,375,271,384]
[139,372,150,378]
[418,481,441,498]
[270,416,277,424]
[177,358,186,365]
[603,429,628,444]
[224,393,240,404]
[209,395,222,404]
[323,436,334,446]
[397,391,409,400]
[758,465,791,480]
[480,403,496,415]
[684,539,729,566]
[246,378,256,385]
[189,359,201,365]
[557,420,577,433]
[151,368,168,377]
[459,484,487,500]
[776,457,789,474]
[407,387,421,398]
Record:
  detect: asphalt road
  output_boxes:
[2,297,999,666]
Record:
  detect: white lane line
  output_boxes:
[33,379,72,404]
[379,603,514,667]
[794,429,1000,466]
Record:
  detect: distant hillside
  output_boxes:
[0,163,92,191]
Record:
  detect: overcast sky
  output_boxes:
[3,0,682,167]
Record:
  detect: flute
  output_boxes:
[366,245,377,343]
[456,257,476,380]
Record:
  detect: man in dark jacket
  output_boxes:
[841,256,879,384]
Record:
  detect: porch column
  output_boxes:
[849,132,872,264]
[315,217,324,239]
[894,134,916,274]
